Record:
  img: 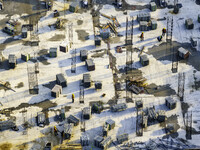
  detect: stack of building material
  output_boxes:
[100,136,112,150]
[49,48,58,57]
[85,59,95,71]
[83,107,91,119]
[139,21,148,31]
[129,84,144,94]
[92,103,103,113]
[103,124,109,137]
[105,119,115,130]
[56,73,67,87]
[178,47,189,59]
[137,12,151,22]
[151,19,157,30]
[80,134,90,146]
[67,115,80,126]
[63,123,74,139]
[95,81,102,90]
[103,104,110,110]
[110,103,127,112]
[94,135,104,147]
[80,50,88,61]
[185,18,194,29]
[21,53,30,62]
[136,100,143,109]
[22,27,28,38]
[157,110,166,123]
[140,55,149,66]
[60,42,69,53]
[51,84,62,98]
[83,73,91,88]
[147,107,157,122]
[150,2,157,11]
[117,133,129,144]
[8,54,17,69]
[165,97,176,110]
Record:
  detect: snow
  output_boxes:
[1,0,200,149]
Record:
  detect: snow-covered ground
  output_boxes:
[0,0,200,149]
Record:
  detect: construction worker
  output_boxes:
[47,2,52,11]
[140,32,144,41]
[157,35,163,42]
[162,28,166,36]
[54,126,58,136]
[72,93,75,103]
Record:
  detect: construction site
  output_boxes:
[0,0,200,149]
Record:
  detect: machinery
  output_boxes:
[101,13,120,27]
[53,10,60,17]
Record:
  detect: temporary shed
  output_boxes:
[80,134,90,146]
[151,19,157,30]
[185,18,194,29]
[105,119,115,130]
[21,53,30,62]
[37,112,46,127]
[69,2,80,13]
[165,97,176,110]
[8,54,17,69]
[140,55,149,66]
[139,21,148,31]
[83,73,91,88]
[137,12,151,22]
[85,59,95,71]
[83,107,91,119]
[150,2,157,11]
[22,27,28,38]
[157,110,166,123]
[178,47,189,59]
[51,84,62,98]
[80,50,88,61]
[49,48,58,57]
[60,41,69,53]
[56,73,67,87]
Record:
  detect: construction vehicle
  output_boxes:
[55,18,64,29]
[101,13,120,27]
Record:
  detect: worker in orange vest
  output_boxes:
[72,94,75,103]
[162,28,166,36]
[140,32,144,41]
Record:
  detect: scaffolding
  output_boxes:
[166,16,178,73]
[178,72,185,101]
[68,23,73,48]
[185,111,192,140]
[79,83,84,104]
[27,61,39,94]
[71,48,76,73]
[125,16,134,102]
